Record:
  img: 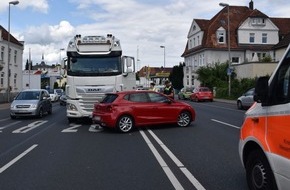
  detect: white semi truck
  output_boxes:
[64,34,136,123]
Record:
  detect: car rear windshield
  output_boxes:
[101,94,118,103]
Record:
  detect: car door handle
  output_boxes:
[251,117,259,123]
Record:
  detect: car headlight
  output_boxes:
[67,103,78,111]
[31,104,37,108]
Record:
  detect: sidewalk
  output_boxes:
[214,98,236,104]
[0,102,11,110]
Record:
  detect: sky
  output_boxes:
[1,0,290,70]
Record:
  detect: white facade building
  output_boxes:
[0,26,24,102]
[181,1,290,88]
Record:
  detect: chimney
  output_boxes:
[249,0,254,10]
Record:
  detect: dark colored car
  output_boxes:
[59,92,67,106]
[92,90,196,133]
[10,89,52,119]
[237,88,255,109]
[190,87,213,102]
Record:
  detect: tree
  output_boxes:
[169,63,184,90]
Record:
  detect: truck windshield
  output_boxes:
[67,56,122,76]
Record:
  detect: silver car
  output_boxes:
[237,88,255,109]
[10,89,52,119]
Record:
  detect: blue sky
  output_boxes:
[0,0,290,70]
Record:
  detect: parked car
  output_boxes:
[49,90,59,102]
[190,87,213,102]
[92,90,196,133]
[178,87,194,100]
[237,88,255,109]
[59,92,67,106]
[10,89,52,119]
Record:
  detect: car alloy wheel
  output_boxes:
[117,115,133,133]
[177,111,191,127]
[245,150,278,190]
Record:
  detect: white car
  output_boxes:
[49,91,59,102]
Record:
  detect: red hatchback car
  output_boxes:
[190,87,213,102]
[92,91,196,133]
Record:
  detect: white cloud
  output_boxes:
[17,0,290,69]
[0,0,49,13]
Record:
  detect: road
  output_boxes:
[0,100,249,190]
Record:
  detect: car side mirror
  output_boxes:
[254,76,269,106]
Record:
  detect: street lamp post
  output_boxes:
[219,2,231,97]
[7,0,19,102]
[160,45,165,68]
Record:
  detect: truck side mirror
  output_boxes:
[122,56,135,74]
[254,76,269,105]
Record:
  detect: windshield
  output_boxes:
[16,91,40,100]
[67,56,122,76]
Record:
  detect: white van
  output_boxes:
[239,44,290,189]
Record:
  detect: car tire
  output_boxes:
[245,149,278,190]
[10,115,16,119]
[117,115,134,133]
[48,106,52,115]
[177,111,191,127]
[237,101,243,110]
[38,108,43,118]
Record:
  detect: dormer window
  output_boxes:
[251,18,266,26]
[216,27,226,44]
[217,32,225,43]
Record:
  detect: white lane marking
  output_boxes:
[148,130,206,190]
[0,118,10,122]
[211,119,240,129]
[12,120,48,133]
[0,144,38,174]
[0,121,21,132]
[139,130,184,190]
[61,124,82,133]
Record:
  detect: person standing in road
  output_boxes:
[163,80,174,99]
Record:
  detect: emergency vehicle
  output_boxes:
[239,44,290,190]
[64,34,135,123]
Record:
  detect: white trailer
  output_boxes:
[65,34,136,123]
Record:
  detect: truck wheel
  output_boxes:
[117,115,134,133]
[245,149,278,190]
[177,111,191,127]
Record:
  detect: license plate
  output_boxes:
[94,116,101,121]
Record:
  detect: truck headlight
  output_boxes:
[67,103,78,111]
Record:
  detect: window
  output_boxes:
[14,50,17,64]
[14,73,17,88]
[270,51,290,105]
[250,33,255,43]
[197,36,200,45]
[8,48,11,63]
[148,93,167,103]
[232,57,239,64]
[262,33,267,43]
[128,93,149,102]
[217,32,225,43]
[1,46,4,61]
[0,73,4,87]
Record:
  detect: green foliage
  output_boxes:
[169,64,184,90]
[196,63,256,99]
[261,55,272,62]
